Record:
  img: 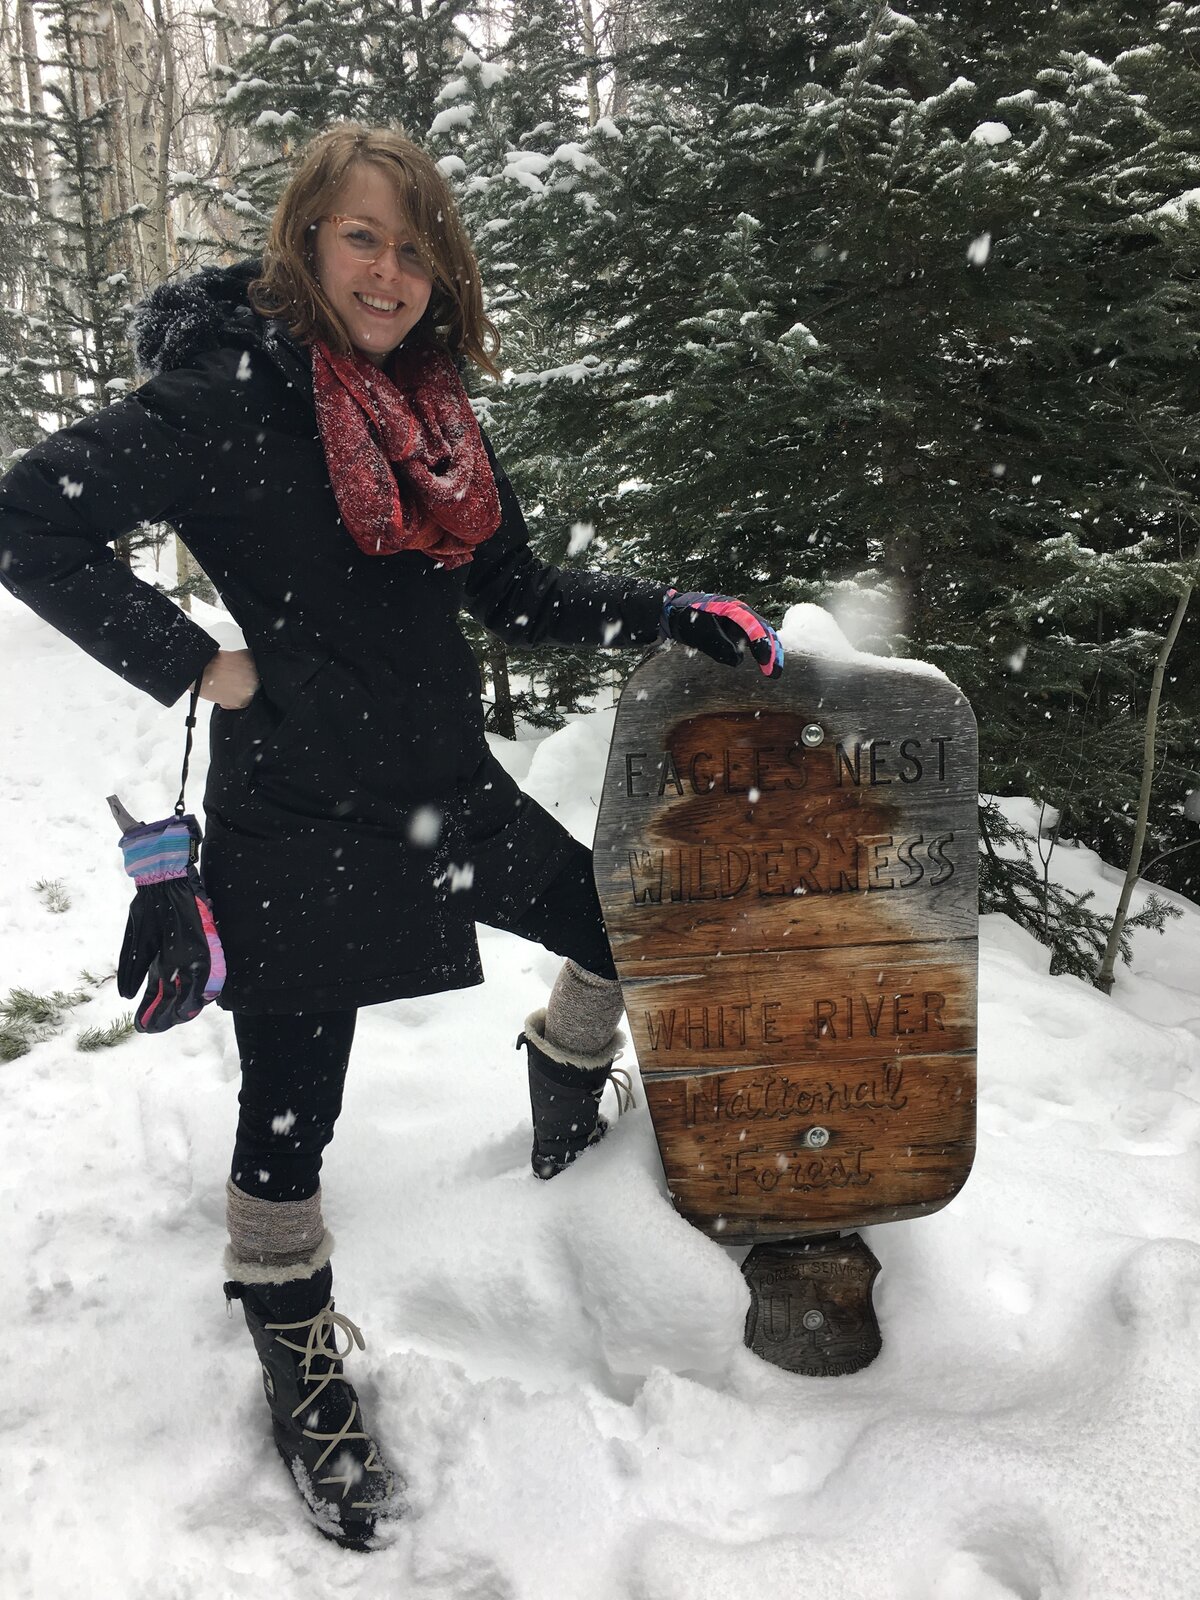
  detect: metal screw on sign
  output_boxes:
[802,1310,826,1331]
[801,723,825,747]
[804,1126,831,1149]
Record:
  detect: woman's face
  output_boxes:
[313,163,434,367]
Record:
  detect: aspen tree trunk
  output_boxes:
[175,538,194,612]
[149,0,175,281]
[16,0,51,205]
[1,0,29,260]
[61,11,133,555]
[76,3,134,298]
[577,0,601,127]
[2,0,21,129]
[18,0,78,408]
[94,4,141,291]
[110,0,157,291]
[60,14,105,349]
[607,3,640,118]
[209,1,248,259]
[1095,581,1194,993]
[74,10,101,129]
[478,0,498,52]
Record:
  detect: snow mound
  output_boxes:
[779,602,950,681]
[1,583,1199,1598]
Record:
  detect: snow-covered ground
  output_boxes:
[2,587,1199,1600]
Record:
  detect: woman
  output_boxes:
[0,124,782,1549]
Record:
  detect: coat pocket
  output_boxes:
[251,658,332,771]
[245,660,365,820]
[206,654,329,814]
[256,660,464,807]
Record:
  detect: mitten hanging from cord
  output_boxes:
[115,812,225,1031]
[110,682,226,1032]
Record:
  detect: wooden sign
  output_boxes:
[595,645,978,1246]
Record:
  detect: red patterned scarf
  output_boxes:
[311,340,501,568]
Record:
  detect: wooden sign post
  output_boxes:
[594,644,978,1376]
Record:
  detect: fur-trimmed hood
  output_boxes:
[130,256,457,384]
[129,258,307,383]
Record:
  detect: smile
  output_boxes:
[355,293,402,314]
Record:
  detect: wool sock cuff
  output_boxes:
[225,1178,330,1283]
[563,958,618,990]
[525,1004,625,1074]
[543,957,625,1061]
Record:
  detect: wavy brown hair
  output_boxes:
[249,123,500,378]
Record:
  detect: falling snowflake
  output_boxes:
[967,233,992,266]
[567,521,594,556]
[436,861,475,893]
[408,806,443,847]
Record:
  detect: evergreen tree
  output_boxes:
[429,18,632,729]
[909,6,1200,904]
[0,107,53,461]
[495,0,1200,963]
[37,0,141,407]
[215,0,473,231]
[20,0,220,584]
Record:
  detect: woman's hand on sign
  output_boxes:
[197,648,260,709]
[659,590,784,679]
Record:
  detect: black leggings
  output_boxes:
[231,848,616,1202]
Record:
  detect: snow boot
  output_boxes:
[224,1258,401,1550]
[517,1007,632,1180]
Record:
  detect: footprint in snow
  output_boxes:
[458,1125,530,1182]
[936,1511,1063,1600]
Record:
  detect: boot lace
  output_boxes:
[266,1301,388,1510]
[607,1064,636,1115]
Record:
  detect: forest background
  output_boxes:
[2,0,1199,982]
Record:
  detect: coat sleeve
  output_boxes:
[0,365,223,707]
[461,436,669,649]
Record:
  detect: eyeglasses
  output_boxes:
[324,215,433,278]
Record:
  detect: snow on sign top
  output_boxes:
[776,602,949,683]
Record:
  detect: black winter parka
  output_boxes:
[0,261,668,1011]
